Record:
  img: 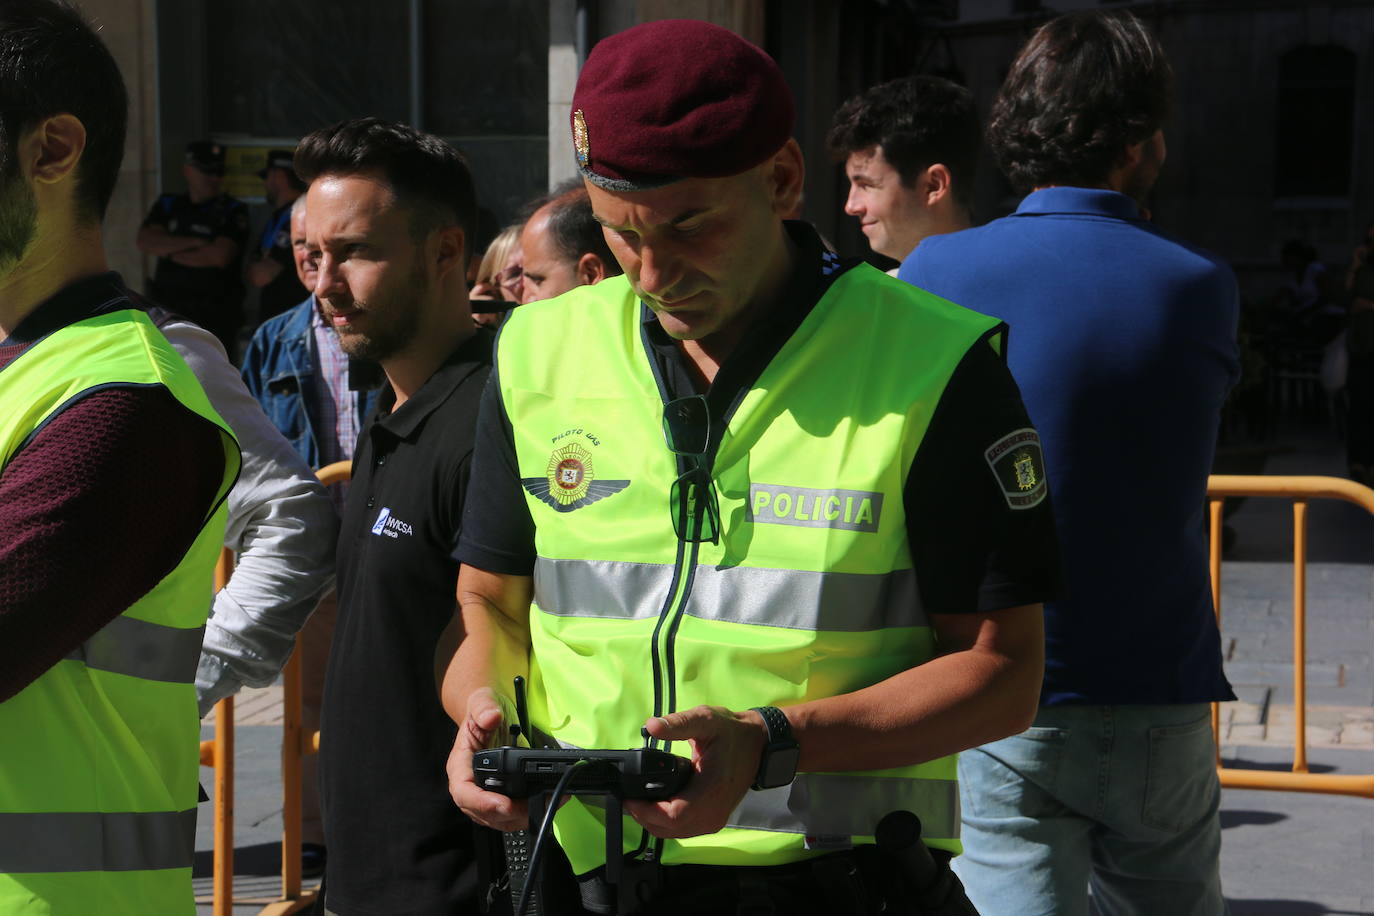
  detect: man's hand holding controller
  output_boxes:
[447,685,529,832]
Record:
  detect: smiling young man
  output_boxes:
[293,118,490,916]
[444,19,1058,915]
[828,75,979,266]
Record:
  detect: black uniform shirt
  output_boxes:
[320,329,492,916]
[457,222,1060,616]
[142,192,249,303]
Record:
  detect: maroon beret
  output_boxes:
[571,19,795,191]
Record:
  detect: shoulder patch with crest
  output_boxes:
[983,428,1047,510]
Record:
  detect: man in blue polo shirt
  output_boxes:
[900,10,1239,916]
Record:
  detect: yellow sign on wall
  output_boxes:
[222,146,273,200]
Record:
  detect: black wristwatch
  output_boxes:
[749,706,800,790]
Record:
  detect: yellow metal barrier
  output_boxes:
[198,461,353,916]
[1208,474,1374,800]
[205,549,236,916]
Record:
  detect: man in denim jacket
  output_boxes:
[241,198,379,474]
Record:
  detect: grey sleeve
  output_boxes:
[157,318,340,716]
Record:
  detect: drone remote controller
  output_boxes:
[481,677,692,914]
[473,745,691,799]
[475,675,691,800]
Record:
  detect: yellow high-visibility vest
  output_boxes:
[496,265,1001,873]
[0,307,240,915]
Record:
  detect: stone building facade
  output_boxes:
[74,0,1374,302]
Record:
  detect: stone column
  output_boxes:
[549,0,580,189]
[81,0,160,289]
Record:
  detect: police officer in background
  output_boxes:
[444,19,1057,915]
[137,140,249,357]
[247,149,308,325]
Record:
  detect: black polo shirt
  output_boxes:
[457,222,1061,616]
[320,329,492,916]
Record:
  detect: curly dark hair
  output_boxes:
[988,10,1172,193]
[827,75,980,209]
[295,117,477,258]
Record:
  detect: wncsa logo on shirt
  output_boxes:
[370,507,414,538]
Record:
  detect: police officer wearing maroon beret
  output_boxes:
[444,19,1059,914]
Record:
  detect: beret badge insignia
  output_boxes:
[573,109,590,168]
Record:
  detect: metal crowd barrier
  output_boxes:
[199,460,352,916]
[1208,474,1374,800]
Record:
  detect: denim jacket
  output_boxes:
[240,295,378,469]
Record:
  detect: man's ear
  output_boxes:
[1104,136,1151,194]
[764,138,806,218]
[28,114,86,187]
[923,163,954,207]
[432,224,468,279]
[576,252,608,286]
[1119,138,1146,171]
[1110,138,1146,179]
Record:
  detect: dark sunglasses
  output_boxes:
[662,395,720,544]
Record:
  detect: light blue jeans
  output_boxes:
[952,704,1227,916]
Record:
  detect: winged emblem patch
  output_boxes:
[522,441,629,512]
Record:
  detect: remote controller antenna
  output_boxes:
[513,675,536,748]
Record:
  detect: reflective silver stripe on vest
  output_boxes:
[534,558,924,632]
[728,773,959,840]
[0,808,197,872]
[65,616,205,684]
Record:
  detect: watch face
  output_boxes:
[761,745,801,789]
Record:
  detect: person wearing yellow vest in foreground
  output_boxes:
[445,20,1058,915]
[0,2,240,913]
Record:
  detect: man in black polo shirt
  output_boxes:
[296,118,489,916]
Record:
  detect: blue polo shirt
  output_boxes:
[899,187,1240,705]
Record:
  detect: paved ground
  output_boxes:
[1218,746,1374,915]
[195,425,1374,914]
[1209,427,1374,913]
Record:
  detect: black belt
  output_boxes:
[576,846,912,916]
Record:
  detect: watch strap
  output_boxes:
[752,705,793,744]
[750,706,798,790]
